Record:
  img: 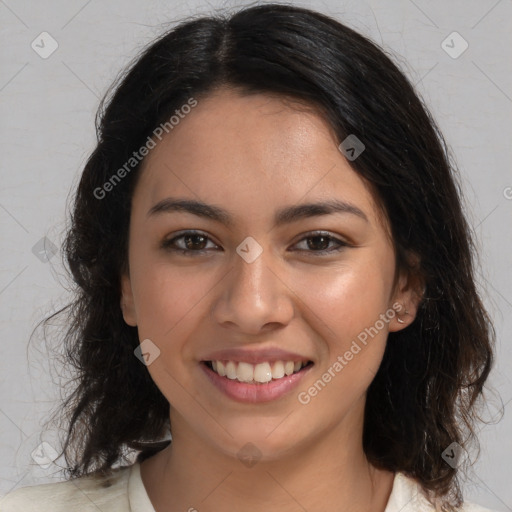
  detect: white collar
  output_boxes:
[129,463,491,512]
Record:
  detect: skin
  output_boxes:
[120,87,422,512]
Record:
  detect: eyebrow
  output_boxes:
[147,197,369,227]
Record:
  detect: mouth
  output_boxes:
[201,359,314,384]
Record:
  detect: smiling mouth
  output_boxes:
[202,360,314,384]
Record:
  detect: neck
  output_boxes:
[140,401,395,512]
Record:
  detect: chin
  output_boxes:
[214,424,307,463]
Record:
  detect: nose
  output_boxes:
[210,246,295,335]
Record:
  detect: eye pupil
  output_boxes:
[185,234,207,250]
[307,235,330,251]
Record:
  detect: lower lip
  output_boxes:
[200,362,314,403]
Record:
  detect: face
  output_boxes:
[121,87,419,463]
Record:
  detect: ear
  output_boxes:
[120,272,138,327]
[388,255,424,332]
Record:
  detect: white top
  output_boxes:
[0,462,496,511]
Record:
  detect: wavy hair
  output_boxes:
[39,4,495,510]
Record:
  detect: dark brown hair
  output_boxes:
[39,4,496,510]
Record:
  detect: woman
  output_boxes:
[0,3,497,511]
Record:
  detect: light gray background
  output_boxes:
[1,0,511,509]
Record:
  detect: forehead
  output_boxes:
[134,88,387,231]
[145,88,338,172]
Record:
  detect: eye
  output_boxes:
[292,231,351,255]
[161,230,350,256]
[160,230,219,255]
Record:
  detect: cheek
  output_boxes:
[129,262,209,403]
[293,265,392,420]
[129,256,213,366]
[294,255,394,344]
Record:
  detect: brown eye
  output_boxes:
[292,232,350,254]
[161,231,218,255]
[160,230,350,257]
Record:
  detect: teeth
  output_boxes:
[237,362,255,382]
[253,362,272,383]
[271,361,285,379]
[226,361,237,380]
[208,360,309,383]
[285,361,294,376]
[216,361,226,377]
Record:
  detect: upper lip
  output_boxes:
[200,347,313,365]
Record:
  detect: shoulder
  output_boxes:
[387,472,498,512]
[0,465,132,512]
[461,504,498,512]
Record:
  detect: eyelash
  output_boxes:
[160,230,351,256]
